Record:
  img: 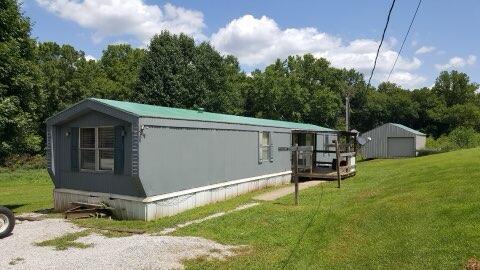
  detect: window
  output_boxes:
[259,131,272,163]
[79,127,114,171]
[80,128,95,170]
[261,132,270,161]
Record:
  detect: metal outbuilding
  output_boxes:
[361,123,426,159]
[46,98,356,221]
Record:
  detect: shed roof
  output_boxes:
[91,98,333,131]
[389,123,425,136]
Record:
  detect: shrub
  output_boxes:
[3,154,46,170]
[417,148,442,157]
[426,127,480,152]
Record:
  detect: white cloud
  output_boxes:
[467,55,477,65]
[383,71,427,89]
[435,54,476,70]
[211,15,341,66]
[85,54,96,61]
[211,15,422,86]
[36,0,206,44]
[415,46,435,55]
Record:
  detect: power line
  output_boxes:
[282,184,324,269]
[367,0,396,86]
[387,0,423,82]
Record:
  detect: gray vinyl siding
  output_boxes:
[361,123,425,159]
[51,111,145,197]
[48,100,342,200]
[137,120,292,197]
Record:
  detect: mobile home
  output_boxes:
[46,98,354,220]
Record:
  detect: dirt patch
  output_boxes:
[253,181,324,201]
[159,202,259,235]
[466,257,480,270]
[356,188,382,199]
[1,215,241,270]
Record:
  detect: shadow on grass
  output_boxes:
[3,204,26,212]
[34,208,55,214]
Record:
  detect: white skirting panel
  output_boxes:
[54,172,291,221]
[54,190,147,220]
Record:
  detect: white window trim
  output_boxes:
[79,126,114,172]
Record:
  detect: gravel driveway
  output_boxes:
[1,216,238,270]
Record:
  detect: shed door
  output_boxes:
[387,137,414,158]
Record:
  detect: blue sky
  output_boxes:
[24,0,480,89]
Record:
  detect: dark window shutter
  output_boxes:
[114,126,125,175]
[70,127,79,172]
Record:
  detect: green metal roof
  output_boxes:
[91,98,333,131]
[390,123,425,136]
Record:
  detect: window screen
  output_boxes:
[80,128,95,170]
[98,127,114,170]
[80,149,95,170]
[261,131,270,161]
[80,128,95,148]
[79,127,114,171]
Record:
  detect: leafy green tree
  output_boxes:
[445,103,480,131]
[411,87,443,136]
[36,42,86,119]
[0,0,42,161]
[135,31,243,113]
[307,88,343,127]
[99,44,145,100]
[244,54,364,128]
[377,82,419,128]
[220,55,248,115]
[351,88,389,131]
[432,70,478,107]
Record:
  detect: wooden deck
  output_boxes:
[296,166,356,180]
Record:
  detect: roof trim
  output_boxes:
[90,98,334,131]
[46,99,138,126]
[389,123,426,136]
[362,123,425,136]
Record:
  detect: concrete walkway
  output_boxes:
[253,180,325,201]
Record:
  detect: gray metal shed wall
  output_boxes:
[138,118,292,197]
[361,123,424,159]
[51,110,145,197]
[415,134,426,150]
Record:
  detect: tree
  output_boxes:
[36,42,86,120]
[0,0,42,161]
[351,88,389,131]
[99,44,145,100]
[243,55,359,128]
[377,82,419,128]
[410,87,444,136]
[432,70,478,107]
[135,31,243,113]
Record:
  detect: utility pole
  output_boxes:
[294,144,299,206]
[345,96,350,132]
[335,140,341,188]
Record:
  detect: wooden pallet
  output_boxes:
[64,202,114,219]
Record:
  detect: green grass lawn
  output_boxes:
[0,168,53,213]
[73,186,279,234]
[178,149,480,269]
[1,149,480,269]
